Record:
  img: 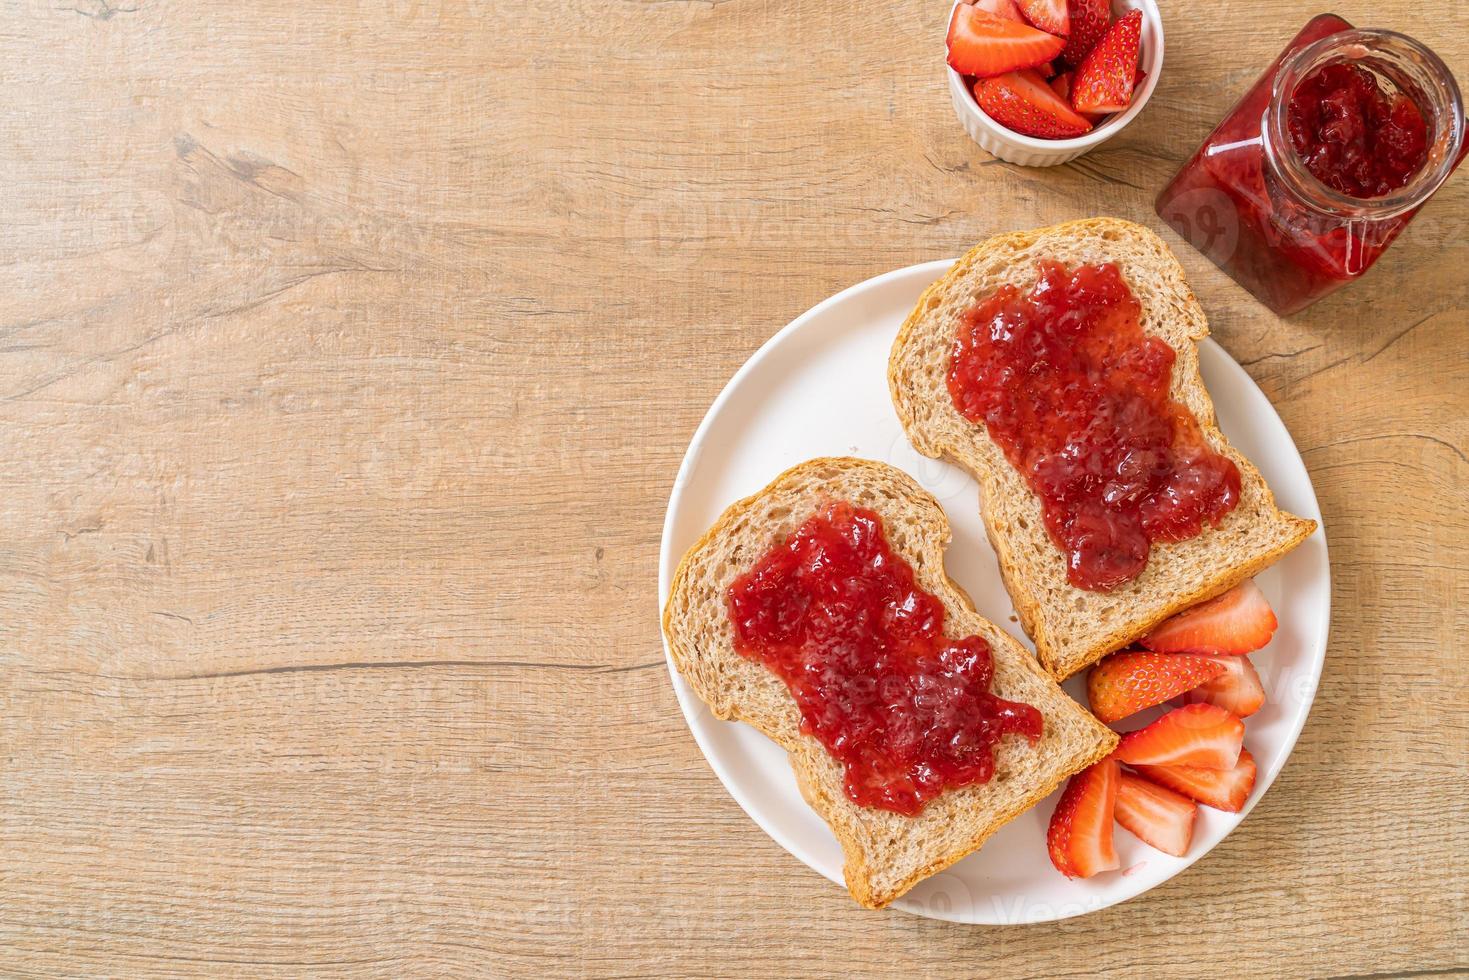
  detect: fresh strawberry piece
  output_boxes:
[1134,67,1147,90]
[1072,8,1142,114]
[1047,758,1120,878]
[1131,749,1258,812]
[1037,60,1056,78]
[972,0,1026,22]
[1181,654,1266,717]
[1047,816,1080,878]
[1049,72,1108,123]
[975,69,1092,139]
[1114,703,1244,769]
[1115,771,1197,857]
[1017,0,1069,36]
[948,6,1067,78]
[1141,580,1278,655]
[1058,0,1110,69]
[1086,651,1227,723]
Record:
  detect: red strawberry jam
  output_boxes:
[1288,62,1429,198]
[1155,16,1463,314]
[726,501,1042,816]
[946,261,1241,592]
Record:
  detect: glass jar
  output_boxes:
[1155,15,1465,315]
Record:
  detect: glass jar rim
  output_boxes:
[1263,27,1465,219]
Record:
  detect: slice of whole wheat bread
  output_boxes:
[888,218,1317,681]
[662,457,1118,909]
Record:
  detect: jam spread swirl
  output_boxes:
[946,261,1242,591]
[726,501,1042,816]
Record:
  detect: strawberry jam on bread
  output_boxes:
[726,499,1044,816]
[889,220,1316,680]
[664,458,1117,907]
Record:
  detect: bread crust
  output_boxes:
[662,457,1118,908]
[888,218,1316,680]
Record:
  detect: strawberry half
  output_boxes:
[1114,703,1244,769]
[1018,0,1069,36]
[1049,70,1072,101]
[1058,0,1111,69]
[1142,579,1278,655]
[948,5,1067,78]
[1115,771,1197,857]
[1086,651,1226,724]
[1181,654,1266,717]
[972,0,1026,22]
[1048,71,1108,123]
[1071,8,1142,114]
[1131,748,1258,812]
[1047,758,1120,878]
[975,69,1092,139]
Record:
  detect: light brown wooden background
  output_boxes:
[1,1,1465,976]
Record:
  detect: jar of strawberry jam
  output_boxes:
[1156,15,1465,315]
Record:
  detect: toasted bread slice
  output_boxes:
[888,218,1316,681]
[662,457,1118,909]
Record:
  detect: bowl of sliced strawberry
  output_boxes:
[945,0,1163,166]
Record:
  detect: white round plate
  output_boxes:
[657,260,1330,924]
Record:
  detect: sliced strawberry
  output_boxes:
[1017,0,1069,36]
[975,69,1092,139]
[1114,703,1244,769]
[972,0,1026,22]
[1181,654,1266,717]
[948,6,1067,78]
[1048,72,1108,123]
[1071,8,1142,114]
[1142,579,1278,655]
[1037,60,1056,78]
[1131,748,1258,812]
[1047,758,1120,878]
[1058,0,1110,69]
[1115,771,1197,857]
[1086,651,1227,723]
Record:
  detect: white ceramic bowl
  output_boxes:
[947,0,1164,167]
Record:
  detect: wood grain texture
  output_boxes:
[0,1,1464,976]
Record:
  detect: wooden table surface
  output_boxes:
[2,1,1466,976]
